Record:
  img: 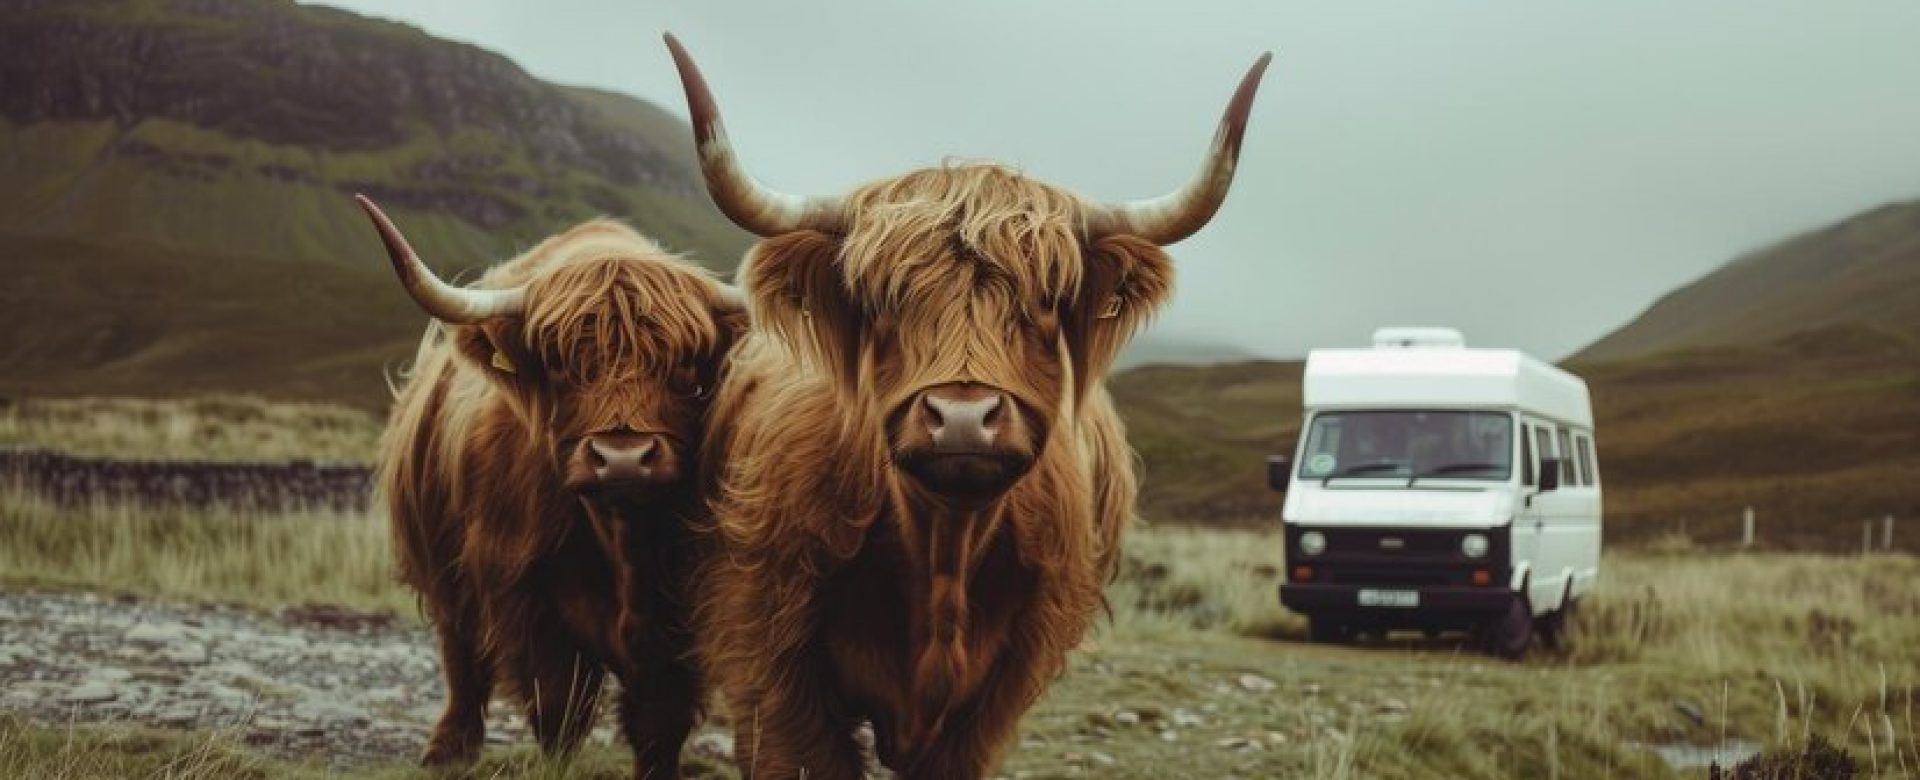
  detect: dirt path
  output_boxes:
[0,590,732,770]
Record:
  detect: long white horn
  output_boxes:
[1083,53,1272,245]
[354,195,526,323]
[664,33,844,236]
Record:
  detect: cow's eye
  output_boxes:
[671,366,710,399]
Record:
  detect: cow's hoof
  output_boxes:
[420,732,482,768]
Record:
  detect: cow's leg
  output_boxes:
[615,652,698,779]
[421,614,491,766]
[727,675,868,780]
[519,639,608,756]
[897,653,1046,780]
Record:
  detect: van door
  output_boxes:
[1513,419,1543,602]
[1529,422,1581,615]
[1516,419,1563,616]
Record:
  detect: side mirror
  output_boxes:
[1266,456,1292,493]
[1538,458,1561,492]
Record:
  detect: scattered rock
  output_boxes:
[1113,709,1141,727]
[1237,673,1277,693]
[87,667,134,684]
[155,705,202,726]
[125,623,188,646]
[160,642,210,665]
[689,730,736,761]
[1159,730,1179,743]
[279,603,395,632]
[1171,707,1205,728]
[59,682,118,705]
[1216,736,1262,752]
[1674,700,1706,727]
[1378,698,1409,714]
[292,698,370,726]
[1088,751,1116,766]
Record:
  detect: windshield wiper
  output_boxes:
[1322,461,1404,486]
[1406,461,1503,487]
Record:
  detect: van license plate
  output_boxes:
[1358,589,1420,608]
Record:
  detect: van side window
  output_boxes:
[1577,434,1597,485]
[1533,425,1557,484]
[1520,424,1535,486]
[1556,429,1575,485]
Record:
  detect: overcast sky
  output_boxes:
[311,1,1920,361]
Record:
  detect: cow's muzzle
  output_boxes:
[564,429,682,497]
[891,382,1038,505]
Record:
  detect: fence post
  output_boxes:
[1884,515,1895,552]
[1863,520,1874,556]
[1742,507,1755,549]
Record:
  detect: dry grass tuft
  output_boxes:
[0,491,406,617]
[0,396,380,463]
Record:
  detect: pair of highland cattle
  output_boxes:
[364,35,1268,779]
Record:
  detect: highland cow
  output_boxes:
[359,196,740,777]
[665,34,1269,778]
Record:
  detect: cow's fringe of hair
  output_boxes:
[522,253,729,386]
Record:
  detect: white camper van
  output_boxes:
[1271,328,1601,657]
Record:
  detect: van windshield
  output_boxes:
[1297,411,1514,483]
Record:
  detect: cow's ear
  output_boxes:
[451,319,542,392]
[742,231,863,392]
[1065,235,1173,400]
[708,285,750,354]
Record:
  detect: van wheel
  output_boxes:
[1307,618,1351,644]
[1477,595,1532,660]
[1537,598,1576,650]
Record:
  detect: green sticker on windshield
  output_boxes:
[1308,453,1337,475]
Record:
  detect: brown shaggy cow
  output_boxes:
[665,35,1269,778]
[358,196,741,777]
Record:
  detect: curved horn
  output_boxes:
[353,195,526,323]
[664,33,844,236]
[1083,53,1273,245]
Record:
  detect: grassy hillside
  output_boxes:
[0,0,751,404]
[0,231,420,407]
[1576,199,1920,362]
[0,0,751,269]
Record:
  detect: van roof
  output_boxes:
[1303,335,1593,428]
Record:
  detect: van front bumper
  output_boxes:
[1280,583,1514,619]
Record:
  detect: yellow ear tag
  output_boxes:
[489,349,517,374]
[1098,296,1123,319]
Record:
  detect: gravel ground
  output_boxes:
[0,590,735,770]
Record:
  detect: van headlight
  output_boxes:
[1461,533,1490,559]
[1299,531,1327,557]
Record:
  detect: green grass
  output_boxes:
[0,712,684,780]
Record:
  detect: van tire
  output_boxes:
[1307,618,1351,644]
[1537,598,1576,650]
[1478,594,1532,660]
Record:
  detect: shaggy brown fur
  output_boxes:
[377,219,741,777]
[697,165,1174,778]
